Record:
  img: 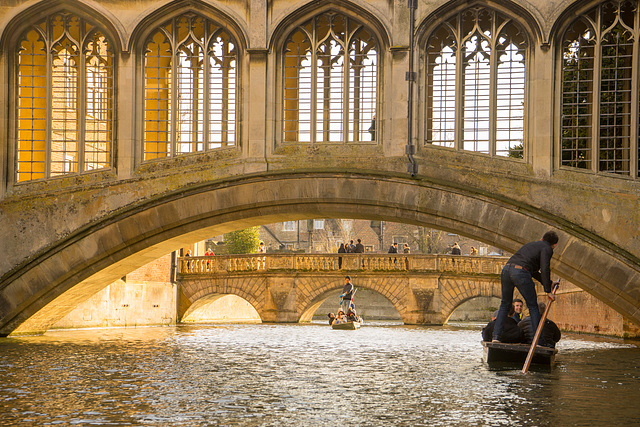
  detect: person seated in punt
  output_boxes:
[518,302,561,348]
[328,312,336,326]
[334,309,347,324]
[482,304,523,343]
[346,308,361,323]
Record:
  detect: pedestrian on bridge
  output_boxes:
[492,231,559,344]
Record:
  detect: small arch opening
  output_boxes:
[446,296,500,324]
[302,288,401,323]
[182,294,261,324]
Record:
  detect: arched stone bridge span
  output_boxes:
[0,0,639,336]
[1,171,640,336]
[177,254,506,324]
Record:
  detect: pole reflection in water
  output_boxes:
[0,323,638,426]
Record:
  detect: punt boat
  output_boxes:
[482,341,557,366]
[331,320,361,330]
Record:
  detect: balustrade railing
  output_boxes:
[178,254,507,275]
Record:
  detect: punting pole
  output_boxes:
[522,280,560,374]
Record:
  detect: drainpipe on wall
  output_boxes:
[406,0,418,177]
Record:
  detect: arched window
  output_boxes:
[143,13,237,161]
[16,12,114,182]
[561,0,638,177]
[425,8,527,158]
[282,12,378,143]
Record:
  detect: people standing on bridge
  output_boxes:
[338,243,346,269]
[340,275,355,314]
[403,243,410,254]
[451,242,462,255]
[469,246,478,256]
[354,239,365,253]
[349,240,356,253]
[184,249,192,272]
[388,243,398,253]
[512,299,524,322]
[492,231,559,344]
[257,241,266,269]
[204,247,215,271]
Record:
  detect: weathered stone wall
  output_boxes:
[51,279,176,330]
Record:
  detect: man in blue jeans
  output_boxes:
[492,231,559,343]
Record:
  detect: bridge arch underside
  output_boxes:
[1,174,639,335]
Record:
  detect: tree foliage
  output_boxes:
[224,227,261,254]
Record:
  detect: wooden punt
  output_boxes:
[331,320,361,330]
[482,341,557,366]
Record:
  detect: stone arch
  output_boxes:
[180,294,261,323]
[268,0,392,53]
[179,276,266,322]
[0,173,639,335]
[439,276,502,324]
[0,0,125,54]
[415,0,543,49]
[297,276,407,323]
[548,0,606,49]
[127,0,248,54]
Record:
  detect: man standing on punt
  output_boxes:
[492,231,559,343]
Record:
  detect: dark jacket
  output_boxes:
[507,240,554,292]
[354,243,365,253]
[342,282,354,300]
[518,317,561,348]
[388,245,397,254]
[338,245,346,254]
[482,317,523,343]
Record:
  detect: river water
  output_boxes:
[0,322,639,426]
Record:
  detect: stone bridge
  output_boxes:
[0,0,639,336]
[177,254,507,324]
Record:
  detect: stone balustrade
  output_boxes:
[178,254,508,275]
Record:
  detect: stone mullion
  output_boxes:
[203,30,211,151]
[45,22,52,178]
[170,22,178,158]
[592,13,602,174]
[191,43,201,151]
[342,22,350,144]
[632,11,640,178]
[311,21,318,143]
[489,31,498,156]
[77,24,87,173]
[221,41,230,147]
[454,15,464,151]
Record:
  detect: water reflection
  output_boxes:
[0,323,638,426]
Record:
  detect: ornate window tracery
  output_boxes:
[425,8,527,158]
[282,12,378,143]
[561,0,639,177]
[16,12,114,182]
[143,13,237,160]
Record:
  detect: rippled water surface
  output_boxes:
[1,323,639,426]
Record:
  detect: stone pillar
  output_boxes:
[403,277,443,324]
[260,277,299,322]
[529,44,554,176]
[244,0,269,173]
[116,52,135,179]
